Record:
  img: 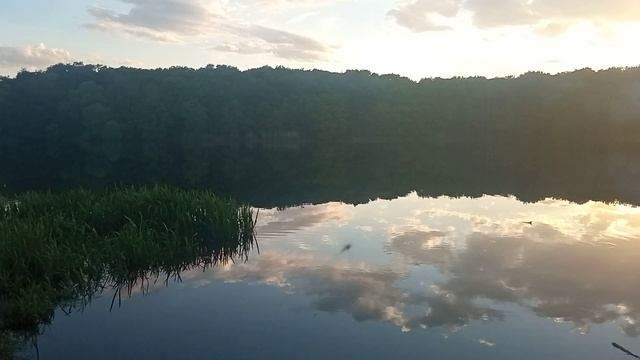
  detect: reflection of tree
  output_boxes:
[3,64,640,206]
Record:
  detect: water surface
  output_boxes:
[32,194,640,359]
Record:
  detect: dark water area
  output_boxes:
[21,193,640,359]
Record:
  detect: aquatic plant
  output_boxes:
[0,186,258,357]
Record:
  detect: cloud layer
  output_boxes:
[86,0,332,60]
[0,43,72,68]
[243,196,640,335]
[389,0,640,34]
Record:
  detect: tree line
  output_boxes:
[1,63,639,206]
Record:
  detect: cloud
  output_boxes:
[89,0,217,35]
[208,251,500,331]
[533,21,573,37]
[381,198,640,336]
[203,252,413,328]
[213,42,267,55]
[388,0,459,32]
[0,43,72,68]
[387,230,453,266]
[389,0,640,35]
[253,0,341,9]
[86,0,332,61]
[423,229,640,336]
[249,196,640,335]
[378,200,640,336]
[218,24,333,60]
[118,195,640,336]
[256,202,350,237]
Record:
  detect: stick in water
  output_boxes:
[613,343,640,359]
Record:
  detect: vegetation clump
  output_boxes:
[0,186,257,357]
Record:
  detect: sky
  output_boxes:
[1,0,640,80]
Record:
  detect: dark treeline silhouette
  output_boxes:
[1,63,639,206]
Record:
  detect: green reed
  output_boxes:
[0,186,257,357]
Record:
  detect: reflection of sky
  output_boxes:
[36,193,640,359]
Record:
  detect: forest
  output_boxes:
[1,63,639,206]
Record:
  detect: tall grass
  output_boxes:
[0,186,257,357]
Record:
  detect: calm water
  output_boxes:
[30,194,640,359]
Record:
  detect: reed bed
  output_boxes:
[0,186,257,356]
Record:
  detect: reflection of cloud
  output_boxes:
[235,197,640,335]
[432,230,640,336]
[208,252,414,329]
[194,250,499,331]
[253,197,640,335]
[257,203,350,237]
[478,339,496,347]
[159,195,640,337]
[407,291,503,330]
[382,196,640,335]
[414,196,640,241]
[387,230,452,266]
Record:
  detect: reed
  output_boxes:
[0,186,258,356]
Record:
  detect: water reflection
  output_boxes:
[258,202,351,238]
[437,232,640,336]
[35,194,640,359]
[231,195,640,335]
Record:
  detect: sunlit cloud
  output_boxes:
[85,0,333,60]
[204,251,500,331]
[253,0,344,10]
[387,0,459,32]
[257,202,351,237]
[386,230,452,266]
[254,195,640,335]
[434,231,640,336]
[0,43,72,68]
[105,194,640,336]
[389,0,640,35]
[218,24,333,61]
[384,196,640,336]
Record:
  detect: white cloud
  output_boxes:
[87,0,220,41]
[219,24,333,60]
[0,43,72,68]
[389,0,640,35]
[86,0,333,61]
[254,0,339,8]
[388,0,459,32]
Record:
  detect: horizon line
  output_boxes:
[4,62,640,83]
